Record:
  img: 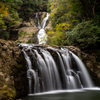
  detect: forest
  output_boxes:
[0,0,100,49]
[0,0,48,40]
[47,0,100,50]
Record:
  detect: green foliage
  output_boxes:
[46,22,70,46]
[68,0,100,20]
[0,0,49,40]
[66,21,100,49]
[18,0,48,20]
[50,0,100,28]
[49,0,82,29]
[0,2,9,40]
[19,32,31,37]
[48,0,100,48]
[47,30,66,46]
[27,39,31,43]
[50,0,69,27]
[56,23,71,32]
[0,1,21,40]
[0,84,16,100]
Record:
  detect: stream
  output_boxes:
[22,89,100,100]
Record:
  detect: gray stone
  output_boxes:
[2,45,8,51]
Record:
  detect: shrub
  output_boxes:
[47,30,67,46]
[27,39,31,43]
[66,21,100,49]
[56,23,71,32]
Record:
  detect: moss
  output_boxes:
[19,32,31,37]
[93,61,97,64]
[17,64,23,68]
[19,54,25,62]
[27,39,31,43]
[0,84,16,100]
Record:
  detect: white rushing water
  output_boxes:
[35,13,50,44]
[18,44,99,95]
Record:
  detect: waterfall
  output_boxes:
[17,12,99,96]
[18,44,95,95]
[35,13,41,29]
[35,13,50,44]
[41,13,50,29]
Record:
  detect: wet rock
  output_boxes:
[0,59,2,68]
[97,66,100,69]
[0,43,2,48]
[86,61,93,71]
[7,49,12,57]
[0,39,6,46]
[2,45,8,51]
[1,51,7,58]
[14,52,20,58]
[5,76,12,84]
[9,47,13,50]
[14,47,20,52]
[97,73,100,78]
[0,48,2,52]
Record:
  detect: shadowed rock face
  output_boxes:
[0,39,28,100]
[8,29,19,41]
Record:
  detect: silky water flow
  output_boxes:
[35,13,50,44]
[18,43,96,95]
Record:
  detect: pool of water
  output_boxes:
[22,88,100,100]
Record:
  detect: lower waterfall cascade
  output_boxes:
[18,44,98,95]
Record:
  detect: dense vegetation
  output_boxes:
[0,0,100,50]
[47,0,100,50]
[0,0,48,40]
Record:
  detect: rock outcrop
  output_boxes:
[0,39,28,100]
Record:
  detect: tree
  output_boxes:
[69,0,100,20]
[18,0,48,20]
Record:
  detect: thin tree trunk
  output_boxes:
[92,0,96,19]
[79,0,90,20]
[88,0,96,19]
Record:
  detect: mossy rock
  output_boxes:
[0,84,16,100]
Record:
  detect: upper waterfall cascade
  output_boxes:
[35,13,50,44]
[18,44,95,95]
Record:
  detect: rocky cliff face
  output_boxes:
[0,39,28,100]
[0,39,100,100]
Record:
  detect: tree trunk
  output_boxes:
[88,0,96,19]
[92,0,96,19]
[79,0,90,20]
